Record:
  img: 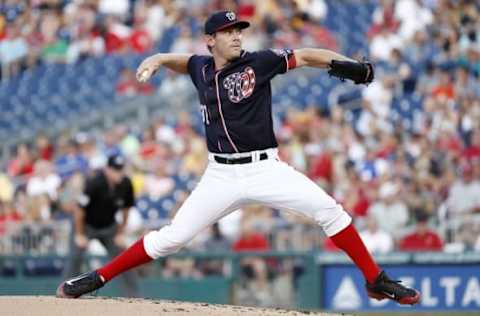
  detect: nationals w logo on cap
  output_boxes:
[226,12,236,21]
[204,10,250,35]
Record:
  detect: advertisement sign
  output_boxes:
[322,264,480,311]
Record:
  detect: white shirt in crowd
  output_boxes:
[369,31,403,61]
[360,229,394,254]
[369,201,409,237]
[27,173,61,200]
[447,180,480,215]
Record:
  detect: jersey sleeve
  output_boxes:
[187,55,208,88]
[253,49,297,81]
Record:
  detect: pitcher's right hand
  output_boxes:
[136,55,161,82]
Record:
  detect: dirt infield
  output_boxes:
[0,296,347,316]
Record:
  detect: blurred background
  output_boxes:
[0,0,479,314]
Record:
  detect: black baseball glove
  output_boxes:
[328,60,374,85]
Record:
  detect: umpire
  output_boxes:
[65,154,139,297]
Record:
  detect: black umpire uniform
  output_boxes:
[65,154,139,297]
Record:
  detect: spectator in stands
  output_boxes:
[76,132,107,171]
[0,19,28,79]
[338,165,371,221]
[54,137,89,181]
[0,172,14,203]
[142,158,175,201]
[7,143,35,178]
[403,177,436,218]
[359,214,394,254]
[25,194,51,222]
[138,126,159,162]
[40,11,69,64]
[368,181,409,237]
[101,128,123,158]
[454,66,480,100]
[0,13,5,41]
[116,68,154,97]
[35,134,54,161]
[452,220,480,252]
[26,160,61,201]
[368,0,399,38]
[462,128,480,161]
[0,201,22,236]
[398,210,443,252]
[394,0,433,42]
[200,223,231,276]
[431,68,455,101]
[128,18,153,54]
[387,48,415,94]
[233,214,271,296]
[358,74,394,137]
[157,70,195,107]
[369,27,402,61]
[404,30,436,68]
[416,62,439,96]
[54,173,85,222]
[115,126,141,160]
[103,15,131,54]
[64,154,139,297]
[66,21,105,63]
[446,162,480,217]
[98,0,130,20]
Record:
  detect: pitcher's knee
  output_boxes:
[315,204,352,237]
[143,226,192,259]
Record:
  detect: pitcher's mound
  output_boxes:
[0,296,348,316]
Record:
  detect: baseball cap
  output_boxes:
[204,11,250,35]
[107,154,126,171]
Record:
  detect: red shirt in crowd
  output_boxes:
[129,29,152,54]
[7,158,34,178]
[432,84,455,100]
[399,230,443,251]
[233,232,270,252]
[309,152,333,183]
[462,145,480,161]
[0,212,22,235]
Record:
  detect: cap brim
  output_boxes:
[213,21,250,33]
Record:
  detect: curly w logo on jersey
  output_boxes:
[223,67,256,103]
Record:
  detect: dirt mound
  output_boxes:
[0,296,347,316]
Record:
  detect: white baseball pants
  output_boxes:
[143,148,351,259]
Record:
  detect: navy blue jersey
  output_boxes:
[187,49,296,153]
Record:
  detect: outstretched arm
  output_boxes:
[294,48,355,68]
[136,53,193,82]
[294,48,374,84]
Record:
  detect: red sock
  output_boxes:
[329,224,381,283]
[97,237,153,282]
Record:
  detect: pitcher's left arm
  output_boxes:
[294,48,374,84]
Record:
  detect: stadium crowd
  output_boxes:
[1,0,480,272]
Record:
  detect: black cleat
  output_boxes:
[366,271,420,305]
[56,271,104,298]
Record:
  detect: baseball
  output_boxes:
[139,69,150,82]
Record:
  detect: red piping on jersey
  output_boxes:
[288,53,297,70]
[285,52,297,72]
[215,71,239,153]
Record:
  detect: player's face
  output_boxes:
[209,26,243,60]
[105,167,124,184]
